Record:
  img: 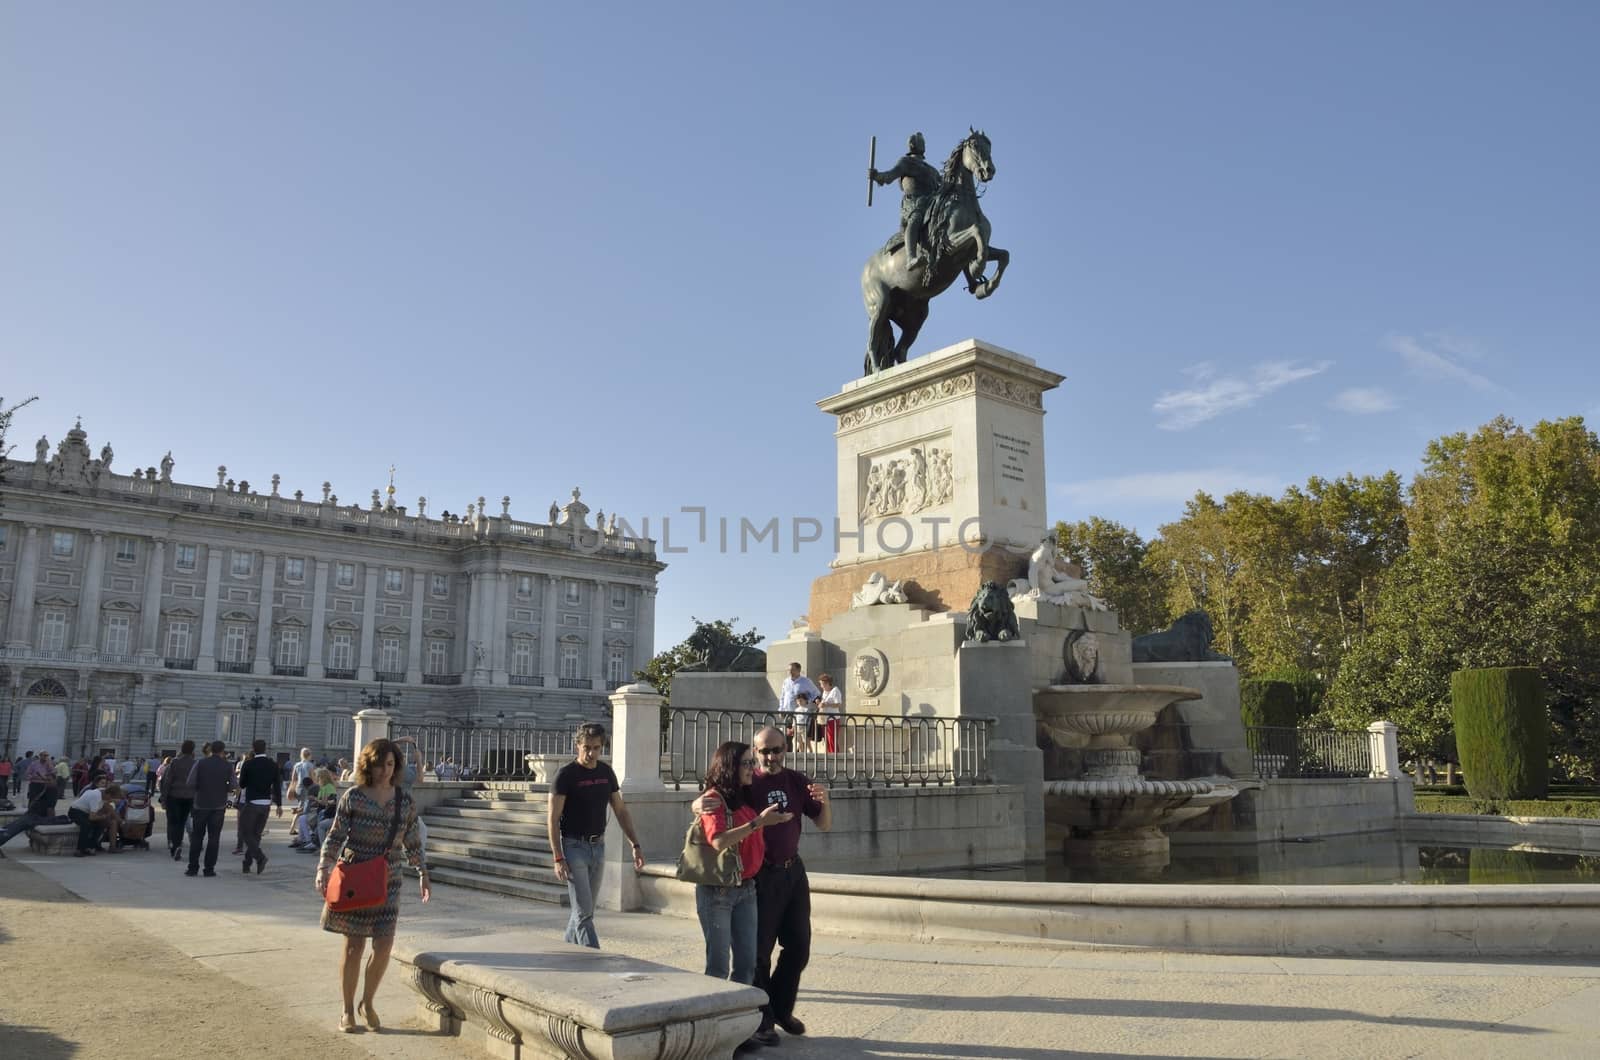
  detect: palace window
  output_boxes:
[39,609,68,652]
[329,632,353,670]
[516,574,533,597]
[158,708,185,744]
[379,637,402,673]
[231,551,253,577]
[271,713,296,747]
[175,544,197,571]
[335,563,356,589]
[0,526,8,551]
[103,614,131,656]
[222,624,250,664]
[276,629,302,668]
[96,707,122,741]
[327,714,353,751]
[217,711,240,744]
[284,557,305,582]
[560,643,583,680]
[564,580,581,605]
[51,531,75,557]
[115,537,138,563]
[384,568,403,593]
[611,585,628,609]
[511,639,534,677]
[606,646,628,687]
[166,621,191,659]
[426,639,449,675]
[430,573,449,597]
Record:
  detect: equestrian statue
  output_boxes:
[863,128,1010,375]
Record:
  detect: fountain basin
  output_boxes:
[1034,684,1202,748]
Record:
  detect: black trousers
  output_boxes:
[165,797,193,853]
[68,807,102,853]
[0,811,46,849]
[753,858,812,1028]
[237,802,270,864]
[187,807,226,871]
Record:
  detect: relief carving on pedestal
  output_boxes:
[836,372,975,430]
[860,444,954,519]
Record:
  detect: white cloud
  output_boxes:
[1288,421,1322,443]
[1384,333,1505,394]
[1056,468,1286,506]
[1153,360,1332,431]
[1328,387,1398,414]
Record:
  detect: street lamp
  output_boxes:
[359,679,401,713]
[240,687,274,746]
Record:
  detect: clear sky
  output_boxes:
[4,3,1596,652]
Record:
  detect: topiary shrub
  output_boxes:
[1256,665,1325,720]
[1240,679,1298,729]
[1450,666,1548,800]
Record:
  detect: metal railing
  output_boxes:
[422,673,461,685]
[509,674,543,687]
[558,677,592,690]
[326,667,357,681]
[662,707,995,790]
[1245,726,1374,778]
[390,720,583,781]
[163,657,196,670]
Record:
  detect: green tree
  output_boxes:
[1054,516,1171,634]
[635,616,763,705]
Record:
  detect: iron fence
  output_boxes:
[1245,725,1374,778]
[662,706,995,790]
[390,720,582,781]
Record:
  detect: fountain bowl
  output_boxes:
[1033,684,1202,748]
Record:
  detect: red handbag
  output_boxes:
[324,791,403,912]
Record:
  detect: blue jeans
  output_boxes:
[696,881,758,983]
[562,838,605,948]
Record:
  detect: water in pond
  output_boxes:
[908,835,1600,885]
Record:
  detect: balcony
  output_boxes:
[218,660,253,674]
[422,673,462,686]
[509,674,544,687]
[164,657,196,671]
[375,670,406,684]
[273,665,306,678]
[326,667,358,681]
[558,677,592,690]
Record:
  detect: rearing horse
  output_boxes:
[861,129,1010,375]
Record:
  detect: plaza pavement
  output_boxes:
[4,814,1600,1059]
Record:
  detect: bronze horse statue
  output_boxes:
[861,129,1010,375]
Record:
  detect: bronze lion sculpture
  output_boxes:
[964,580,1020,643]
[1131,610,1230,663]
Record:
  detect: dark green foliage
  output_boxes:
[1256,665,1325,720]
[1414,794,1600,818]
[1468,848,1540,884]
[1451,667,1548,799]
[1239,679,1298,729]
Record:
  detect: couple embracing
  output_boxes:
[693,725,831,1050]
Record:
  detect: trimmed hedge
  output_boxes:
[1240,679,1298,729]
[1413,794,1600,819]
[1450,666,1548,800]
[1255,665,1325,720]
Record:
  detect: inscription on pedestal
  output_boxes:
[991,431,1033,511]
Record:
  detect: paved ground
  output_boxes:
[3,816,1600,1059]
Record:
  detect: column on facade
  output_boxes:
[540,572,559,683]
[462,570,484,682]
[358,563,379,682]
[637,585,657,673]
[137,538,166,660]
[306,560,330,679]
[490,571,509,684]
[74,532,107,655]
[588,578,607,690]
[406,567,426,684]
[195,546,224,671]
[6,526,41,648]
[252,553,276,675]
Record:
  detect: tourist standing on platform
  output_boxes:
[237,739,283,874]
[818,673,844,753]
[547,722,646,949]
[314,738,427,1034]
[778,663,819,741]
[698,724,831,1046]
[185,741,236,878]
[694,742,790,990]
[161,740,197,860]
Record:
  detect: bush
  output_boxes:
[1451,667,1548,799]
[1240,679,1298,728]
[1468,849,1540,885]
[1256,665,1325,720]
[1413,794,1600,818]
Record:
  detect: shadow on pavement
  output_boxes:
[0,1024,78,1060]
[809,990,1545,1035]
[822,1040,1236,1059]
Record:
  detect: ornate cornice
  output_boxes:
[836,371,975,431]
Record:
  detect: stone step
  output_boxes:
[453,787,550,801]
[438,797,551,812]
[427,850,564,888]
[426,836,557,868]
[426,865,568,905]
[424,806,548,827]
[422,821,552,849]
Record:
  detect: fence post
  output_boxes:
[608,682,665,793]
[352,708,390,760]
[1367,720,1399,778]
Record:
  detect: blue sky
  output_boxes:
[4,3,1597,652]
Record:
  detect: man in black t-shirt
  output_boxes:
[547,722,645,948]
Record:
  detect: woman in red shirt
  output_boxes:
[696,741,790,993]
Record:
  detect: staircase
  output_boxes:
[421,785,569,905]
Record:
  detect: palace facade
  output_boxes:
[0,420,663,763]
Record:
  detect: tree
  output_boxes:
[635,617,763,705]
[1053,517,1171,635]
[0,394,40,516]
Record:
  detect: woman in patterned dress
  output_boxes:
[315,737,429,1033]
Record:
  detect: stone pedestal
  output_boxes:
[954,639,1043,861]
[352,708,390,758]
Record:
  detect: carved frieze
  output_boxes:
[836,372,974,430]
[975,371,1045,410]
[860,443,954,519]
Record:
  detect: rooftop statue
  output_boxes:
[863,127,1009,375]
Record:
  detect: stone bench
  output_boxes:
[396,933,763,1060]
[27,823,79,855]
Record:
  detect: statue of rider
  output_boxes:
[870,131,942,272]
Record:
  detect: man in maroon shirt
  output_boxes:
[699,724,831,1046]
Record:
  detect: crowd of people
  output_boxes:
[3,661,837,1051]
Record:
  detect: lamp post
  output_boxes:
[359,679,401,713]
[240,687,273,746]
